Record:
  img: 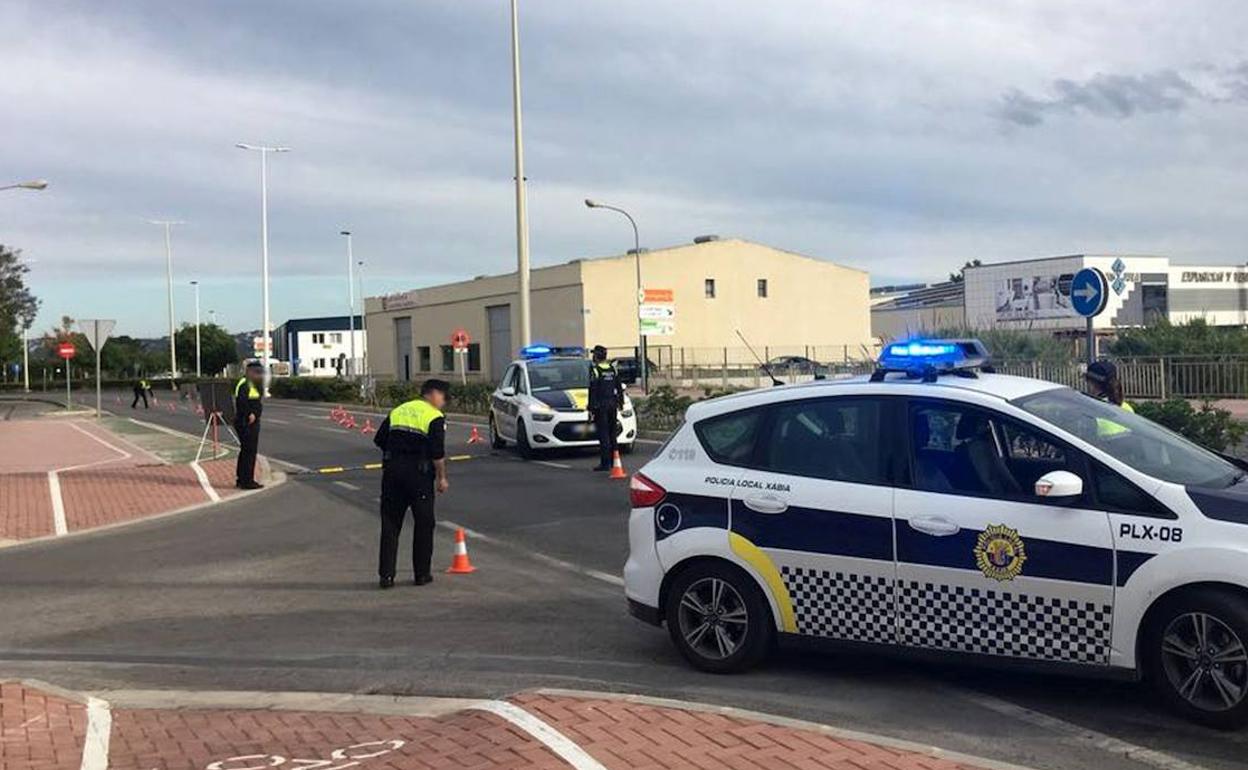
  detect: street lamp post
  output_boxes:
[510,0,532,348]
[147,219,183,388]
[236,143,291,395]
[357,259,369,379]
[585,199,648,393]
[340,230,357,377]
[20,317,32,392]
[190,280,202,377]
[0,179,49,192]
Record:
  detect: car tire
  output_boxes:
[489,415,506,449]
[1144,588,1248,729]
[664,561,773,674]
[516,420,534,460]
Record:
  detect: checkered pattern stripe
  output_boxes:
[897,581,1112,664]
[781,567,896,643]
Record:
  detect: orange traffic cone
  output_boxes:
[446,527,476,574]
[343,414,357,429]
[360,418,375,435]
[608,449,627,479]
[467,425,484,444]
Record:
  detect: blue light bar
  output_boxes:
[877,338,990,376]
[521,344,554,359]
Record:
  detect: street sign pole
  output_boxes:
[66,360,71,409]
[1086,316,1095,366]
[1070,268,1109,367]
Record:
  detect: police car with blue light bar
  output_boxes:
[625,338,1248,727]
[489,346,638,458]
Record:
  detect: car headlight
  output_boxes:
[620,409,634,418]
[531,412,555,422]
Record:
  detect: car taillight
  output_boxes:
[629,473,666,508]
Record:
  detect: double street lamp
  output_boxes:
[340,230,357,377]
[3,181,46,390]
[236,143,290,394]
[585,199,648,393]
[189,280,202,378]
[1,179,49,192]
[147,219,183,388]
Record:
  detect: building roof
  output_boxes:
[276,316,363,333]
[870,280,963,311]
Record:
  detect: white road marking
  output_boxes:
[472,700,607,770]
[190,462,222,502]
[333,481,361,491]
[79,696,112,770]
[438,520,624,587]
[535,460,572,469]
[48,472,67,536]
[264,417,291,425]
[316,426,349,433]
[296,412,327,419]
[955,690,1211,770]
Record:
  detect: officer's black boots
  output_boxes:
[414,574,433,586]
[379,576,395,589]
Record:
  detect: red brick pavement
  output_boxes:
[60,460,238,533]
[0,474,55,541]
[0,683,87,770]
[2,683,1008,770]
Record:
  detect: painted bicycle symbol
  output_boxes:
[206,739,406,770]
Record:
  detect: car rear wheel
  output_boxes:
[1146,589,1248,729]
[516,420,534,460]
[489,415,506,449]
[665,561,773,674]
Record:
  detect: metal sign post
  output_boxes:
[77,320,117,418]
[1070,267,1109,364]
[57,342,75,408]
[450,328,471,386]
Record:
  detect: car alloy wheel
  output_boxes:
[1161,611,1248,713]
[676,577,749,661]
[489,415,506,449]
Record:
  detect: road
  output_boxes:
[1,391,1246,770]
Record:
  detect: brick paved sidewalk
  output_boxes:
[0,682,1025,770]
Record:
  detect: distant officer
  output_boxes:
[587,345,624,471]
[233,361,265,490]
[131,378,151,409]
[373,379,450,589]
[1085,359,1134,438]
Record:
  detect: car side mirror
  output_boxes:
[1035,470,1083,500]
[500,386,516,397]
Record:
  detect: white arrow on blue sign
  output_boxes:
[1070,268,1109,318]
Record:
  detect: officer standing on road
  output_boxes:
[233,361,265,490]
[587,345,624,471]
[374,379,450,589]
[131,377,151,409]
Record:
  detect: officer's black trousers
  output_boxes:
[235,422,260,485]
[131,389,148,409]
[378,462,436,580]
[593,408,618,468]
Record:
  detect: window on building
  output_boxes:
[440,345,455,372]
[329,332,343,344]
[418,346,431,372]
[757,279,768,298]
[705,278,716,299]
[467,343,481,372]
[313,358,325,369]
[312,333,325,344]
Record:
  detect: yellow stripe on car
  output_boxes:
[567,388,590,410]
[728,532,797,632]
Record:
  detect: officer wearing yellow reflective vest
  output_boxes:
[373,379,450,589]
[588,345,625,471]
[131,378,151,409]
[233,361,265,489]
[1085,360,1135,436]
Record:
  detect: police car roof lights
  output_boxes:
[520,344,587,360]
[520,344,554,359]
[872,338,993,382]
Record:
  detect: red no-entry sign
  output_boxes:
[57,342,76,360]
[450,328,471,351]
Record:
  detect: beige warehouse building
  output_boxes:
[365,237,871,383]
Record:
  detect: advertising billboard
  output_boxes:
[994,272,1076,322]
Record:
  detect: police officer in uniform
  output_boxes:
[373,379,450,589]
[587,345,624,471]
[131,378,151,409]
[233,361,265,490]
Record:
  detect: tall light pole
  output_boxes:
[147,219,183,388]
[236,143,291,395]
[585,199,648,393]
[340,230,357,377]
[510,0,532,348]
[20,315,33,392]
[0,179,48,192]
[190,280,202,377]
[357,259,369,378]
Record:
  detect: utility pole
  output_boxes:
[510,0,532,348]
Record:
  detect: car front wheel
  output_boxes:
[489,414,506,449]
[1146,588,1248,729]
[665,561,773,674]
[516,420,534,460]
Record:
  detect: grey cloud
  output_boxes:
[998,69,1202,126]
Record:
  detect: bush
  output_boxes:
[269,377,357,403]
[1136,398,1246,453]
[1110,318,1248,358]
[374,379,495,415]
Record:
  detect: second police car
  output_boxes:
[490,346,638,458]
[625,339,1248,727]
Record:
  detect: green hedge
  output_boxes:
[269,377,358,402]
[375,380,495,414]
[1135,399,1246,453]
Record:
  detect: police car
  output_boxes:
[489,346,638,458]
[625,339,1248,727]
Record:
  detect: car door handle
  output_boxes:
[908,515,960,537]
[742,494,789,514]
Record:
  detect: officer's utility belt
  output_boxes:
[384,453,433,474]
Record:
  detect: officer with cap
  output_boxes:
[131,377,151,409]
[373,379,450,588]
[587,345,624,471]
[233,361,266,489]
[1085,360,1134,412]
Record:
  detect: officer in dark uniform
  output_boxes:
[131,378,151,409]
[587,345,624,471]
[373,379,450,589]
[233,361,265,490]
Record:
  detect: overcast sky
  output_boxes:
[4,1,1247,338]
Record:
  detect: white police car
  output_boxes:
[489,346,638,458]
[625,339,1248,727]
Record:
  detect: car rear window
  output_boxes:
[694,409,763,466]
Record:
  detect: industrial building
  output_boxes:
[870,281,965,340]
[365,237,872,383]
[273,316,366,377]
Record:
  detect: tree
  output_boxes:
[0,244,39,377]
[100,335,146,378]
[948,259,983,283]
[173,322,239,377]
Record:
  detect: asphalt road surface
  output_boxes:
[2,391,1246,770]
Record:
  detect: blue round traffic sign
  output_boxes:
[1070,267,1108,318]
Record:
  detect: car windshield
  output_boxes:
[1014,387,1242,488]
[527,360,590,392]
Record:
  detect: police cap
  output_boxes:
[591,345,608,357]
[1085,360,1118,384]
[421,378,450,396]
[245,360,264,371]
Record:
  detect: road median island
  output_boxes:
[0,414,276,545]
[2,680,1030,770]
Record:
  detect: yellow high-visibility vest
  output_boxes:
[234,377,260,400]
[388,398,443,435]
